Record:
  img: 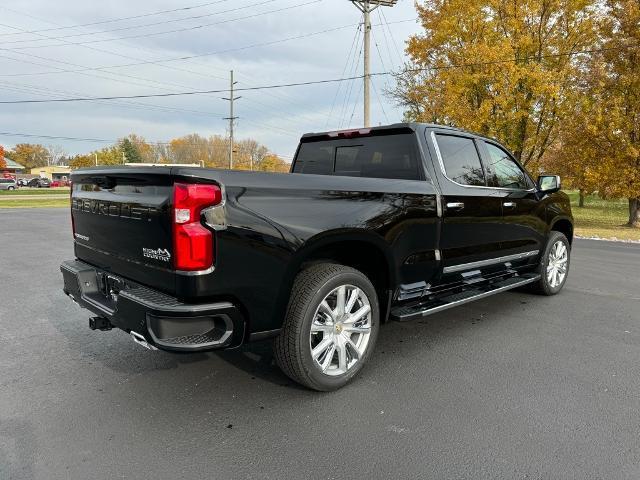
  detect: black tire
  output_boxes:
[7,186,14,191]
[528,231,571,295]
[274,263,380,391]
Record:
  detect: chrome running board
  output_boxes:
[391,273,540,322]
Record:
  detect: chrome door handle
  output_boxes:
[446,202,465,210]
[503,202,516,208]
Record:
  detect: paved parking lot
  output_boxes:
[1,208,639,479]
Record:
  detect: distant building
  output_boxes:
[31,165,71,181]
[2,158,26,176]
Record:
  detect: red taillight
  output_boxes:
[172,183,222,271]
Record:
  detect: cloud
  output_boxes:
[0,0,419,158]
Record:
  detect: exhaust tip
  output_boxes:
[130,331,158,351]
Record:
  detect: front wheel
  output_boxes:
[529,231,571,295]
[274,263,379,391]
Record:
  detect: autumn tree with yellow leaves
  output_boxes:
[393,0,640,227]
[67,133,289,174]
[392,0,599,166]
[541,0,639,225]
[590,0,640,227]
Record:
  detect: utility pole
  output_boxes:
[363,2,371,127]
[348,1,397,127]
[222,70,241,169]
[94,153,98,166]
[122,151,126,164]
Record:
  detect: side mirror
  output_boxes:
[537,175,561,193]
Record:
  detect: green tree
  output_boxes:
[119,138,142,163]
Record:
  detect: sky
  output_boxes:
[0,0,422,161]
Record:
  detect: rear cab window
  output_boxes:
[292,129,424,181]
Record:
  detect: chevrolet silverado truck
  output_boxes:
[61,123,573,390]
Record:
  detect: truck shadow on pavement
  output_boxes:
[51,290,533,390]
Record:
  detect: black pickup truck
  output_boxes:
[61,123,573,390]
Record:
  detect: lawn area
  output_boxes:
[0,198,69,208]
[567,191,640,241]
[0,188,69,195]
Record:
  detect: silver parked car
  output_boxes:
[0,178,17,190]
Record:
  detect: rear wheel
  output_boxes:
[274,263,379,391]
[529,231,571,295]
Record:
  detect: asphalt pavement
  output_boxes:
[1,208,639,479]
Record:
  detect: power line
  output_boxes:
[376,9,397,68]
[2,43,636,105]
[0,79,225,117]
[337,32,364,128]
[0,75,378,104]
[325,19,362,128]
[380,9,404,63]
[0,10,387,133]
[3,0,323,50]
[0,19,417,78]
[371,29,391,123]
[371,79,389,124]
[0,1,234,37]
[0,0,277,45]
[0,132,112,142]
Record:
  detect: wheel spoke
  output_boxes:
[321,343,336,372]
[335,286,346,316]
[345,287,359,314]
[311,321,333,333]
[557,243,566,258]
[336,339,348,372]
[318,301,334,323]
[343,334,361,360]
[312,337,333,360]
[345,305,371,324]
[342,323,371,334]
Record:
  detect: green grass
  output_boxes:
[0,188,70,195]
[566,191,639,241]
[0,198,69,208]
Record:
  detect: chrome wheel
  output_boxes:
[309,284,372,376]
[546,240,568,288]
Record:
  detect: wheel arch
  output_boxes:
[279,230,397,324]
[550,216,574,245]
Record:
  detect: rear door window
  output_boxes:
[435,134,485,186]
[293,132,422,180]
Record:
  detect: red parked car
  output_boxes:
[51,180,70,187]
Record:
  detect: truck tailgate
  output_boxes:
[70,168,176,295]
